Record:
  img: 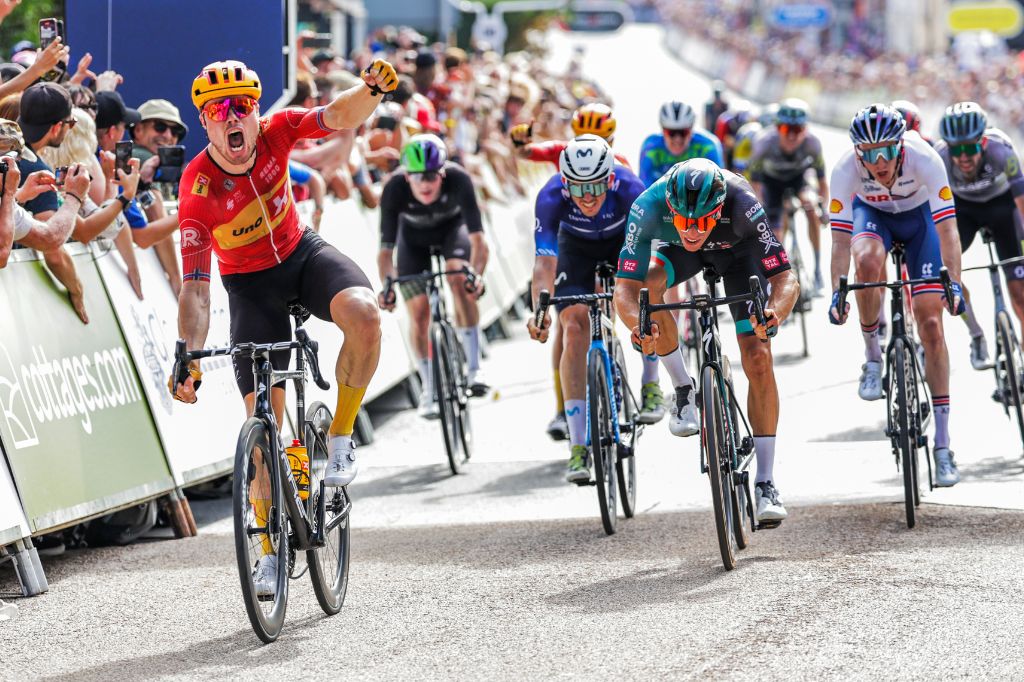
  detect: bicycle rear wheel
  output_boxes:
[446,324,474,461]
[233,417,289,642]
[432,323,467,474]
[305,402,350,616]
[701,365,737,569]
[588,348,618,535]
[995,311,1024,450]
[722,357,750,549]
[613,343,637,518]
[889,339,918,528]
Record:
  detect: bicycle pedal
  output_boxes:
[574,478,596,488]
[756,520,782,531]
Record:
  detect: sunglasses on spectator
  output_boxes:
[664,128,691,139]
[61,118,77,129]
[75,102,98,112]
[409,170,442,184]
[148,120,186,136]
[949,141,982,157]
[779,124,805,136]
[566,180,608,198]
[857,142,901,164]
[202,96,257,123]
[671,206,721,234]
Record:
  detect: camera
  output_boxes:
[0,150,18,175]
[137,189,155,210]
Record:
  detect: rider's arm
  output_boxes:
[468,232,488,279]
[613,198,660,331]
[827,154,858,290]
[920,147,962,282]
[377,176,401,281]
[322,60,396,131]
[531,180,563,307]
[178,279,211,354]
[531,255,556,309]
[637,137,657,188]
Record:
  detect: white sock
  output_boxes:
[565,399,586,447]
[658,346,693,389]
[963,303,985,339]
[418,358,433,399]
[459,326,481,371]
[861,319,882,363]
[754,435,775,484]
[641,354,660,384]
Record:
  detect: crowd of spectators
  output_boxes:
[659,0,1024,141]
[0,2,607,329]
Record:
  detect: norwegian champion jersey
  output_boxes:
[638,128,723,188]
[534,163,645,255]
[526,140,632,170]
[934,128,1024,203]
[829,133,957,235]
[178,107,335,281]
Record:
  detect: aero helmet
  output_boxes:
[401,133,448,172]
[191,60,262,110]
[939,101,988,144]
[659,101,696,130]
[849,103,906,146]
[572,102,616,141]
[665,158,727,218]
[559,134,614,183]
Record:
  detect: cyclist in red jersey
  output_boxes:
[171,58,397,492]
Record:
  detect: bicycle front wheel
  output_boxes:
[446,324,474,461]
[432,323,467,474]
[588,348,617,535]
[889,339,918,528]
[722,357,750,549]
[613,343,637,519]
[305,402,350,616]
[995,311,1024,450]
[701,365,737,569]
[233,417,289,643]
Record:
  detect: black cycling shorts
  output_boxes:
[554,231,622,312]
[955,191,1024,281]
[762,174,813,229]
[655,238,790,336]
[221,229,372,396]
[396,223,472,298]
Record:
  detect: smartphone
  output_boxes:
[54,166,68,187]
[39,18,62,49]
[115,141,133,174]
[155,145,185,184]
[137,189,155,210]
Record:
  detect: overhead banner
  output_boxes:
[92,243,245,486]
[0,247,173,532]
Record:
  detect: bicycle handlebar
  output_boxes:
[838,266,955,315]
[638,276,775,341]
[381,266,479,303]
[963,253,1024,273]
[534,290,612,330]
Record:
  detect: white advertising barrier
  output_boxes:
[93,241,245,486]
[0,457,29,547]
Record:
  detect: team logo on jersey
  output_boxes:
[192,173,210,196]
[223,178,235,191]
[1007,156,1020,177]
[829,199,843,214]
[938,186,953,201]
[619,258,638,273]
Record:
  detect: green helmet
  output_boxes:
[665,158,727,218]
[400,133,447,173]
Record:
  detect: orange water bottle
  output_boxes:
[285,439,310,500]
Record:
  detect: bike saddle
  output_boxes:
[288,302,312,323]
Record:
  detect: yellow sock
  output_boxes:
[553,369,564,413]
[331,383,367,436]
[253,498,273,555]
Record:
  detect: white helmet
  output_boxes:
[559,134,614,183]
[659,101,696,130]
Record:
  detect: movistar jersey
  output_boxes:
[638,128,723,187]
[534,163,645,255]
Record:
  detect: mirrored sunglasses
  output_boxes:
[409,170,441,183]
[949,142,982,157]
[779,123,805,136]
[664,128,691,139]
[671,208,720,235]
[202,96,258,123]
[567,180,608,198]
[858,143,901,163]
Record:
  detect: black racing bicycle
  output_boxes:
[535,264,641,535]
[963,230,1024,451]
[837,243,954,528]
[639,269,774,570]
[781,189,821,358]
[172,305,350,643]
[382,249,478,475]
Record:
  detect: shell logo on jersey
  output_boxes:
[212,174,291,250]
[938,186,953,201]
[829,198,843,214]
[192,173,210,197]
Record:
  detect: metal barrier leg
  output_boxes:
[11,539,48,596]
[160,489,198,539]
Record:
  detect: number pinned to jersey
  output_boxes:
[829,198,843,214]
[938,186,953,201]
[192,173,210,197]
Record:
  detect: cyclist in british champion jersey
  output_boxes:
[527,135,647,482]
[935,102,1024,369]
[172,60,396,483]
[828,103,966,487]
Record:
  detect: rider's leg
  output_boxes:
[447,258,482,374]
[327,287,381,436]
[737,334,780,483]
[647,264,691,388]
[552,319,564,411]
[913,293,951,448]
[406,293,432,403]
[852,236,887,363]
[244,388,287,556]
[558,304,591,448]
[1009,280,1024,332]
[801,189,823,286]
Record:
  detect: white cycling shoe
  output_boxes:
[754,481,788,524]
[858,361,883,401]
[417,387,440,420]
[669,385,700,437]
[324,435,357,487]
[253,554,278,598]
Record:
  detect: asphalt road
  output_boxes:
[3,24,1024,680]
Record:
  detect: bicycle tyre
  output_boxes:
[432,323,465,474]
[305,402,350,616]
[588,348,617,535]
[683,307,702,376]
[722,357,750,549]
[701,364,737,569]
[890,339,917,528]
[613,343,637,518]
[446,324,474,461]
[996,311,1024,450]
[233,417,288,643]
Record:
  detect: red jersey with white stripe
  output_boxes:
[178,107,335,280]
[828,133,956,235]
[527,140,632,171]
